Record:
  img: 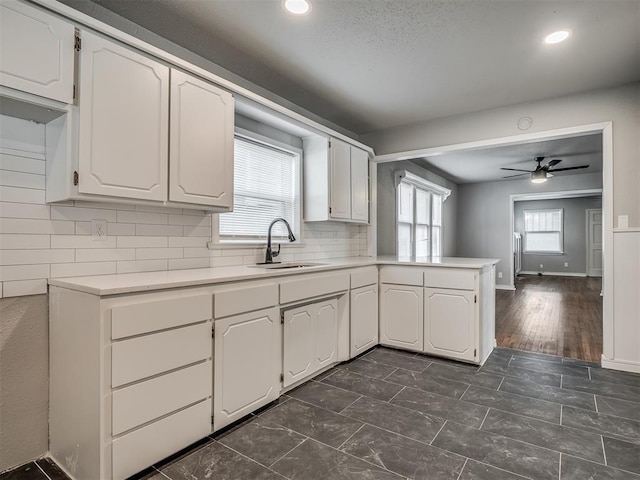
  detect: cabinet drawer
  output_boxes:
[379,266,423,286]
[112,322,211,387]
[350,266,378,289]
[424,268,476,290]
[214,283,278,318]
[112,399,211,480]
[111,294,212,339]
[280,271,349,304]
[112,360,212,435]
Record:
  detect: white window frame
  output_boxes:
[523,208,564,254]
[394,170,451,258]
[211,127,303,246]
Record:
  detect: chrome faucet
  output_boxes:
[264,218,296,264]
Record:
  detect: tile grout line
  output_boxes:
[387,385,406,403]
[560,404,563,426]
[267,437,310,469]
[593,395,599,413]
[335,423,367,450]
[151,466,172,479]
[600,435,608,466]
[588,366,592,380]
[496,375,506,390]
[33,460,52,480]
[337,394,364,414]
[558,452,562,480]
[429,419,448,446]
[454,458,468,480]
[478,408,491,430]
[217,440,288,478]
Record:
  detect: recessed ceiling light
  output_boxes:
[283,0,311,15]
[544,30,571,44]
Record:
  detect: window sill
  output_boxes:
[523,251,565,255]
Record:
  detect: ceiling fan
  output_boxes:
[501,156,589,183]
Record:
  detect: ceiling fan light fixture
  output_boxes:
[283,0,311,15]
[531,170,548,183]
[544,30,571,44]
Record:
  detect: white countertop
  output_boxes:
[48,256,499,296]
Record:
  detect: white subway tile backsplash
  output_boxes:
[51,205,117,222]
[117,259,167,274]
[76,248,135,262]
[0,264,50,281]
[0,234,50,249]
[51,262,116,278]
[0,249,74,265]
[3,279,47,297]
[0,117,368,297]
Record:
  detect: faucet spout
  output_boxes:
[265,218,296,263]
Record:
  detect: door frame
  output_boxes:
[375,121,613,364]
[586,208,603,278]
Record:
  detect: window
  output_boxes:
[218,132,301,242]
[523,209,563,253]
[396,171,450,258]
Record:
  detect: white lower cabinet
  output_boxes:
[283,298,338,387]
[379,283,424,352]
[424,288,476,362]
[213,307,281,431]
[350,284,378,357]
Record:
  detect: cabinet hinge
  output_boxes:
[280,373,284,383]
[74,34,81,51]
[73,84,76,100]
[280,311,284,325]
[474,349,477,358]
[329,207,332,214]
[474,294,477,303]
[211,415,214,424]
[73,171,79,186]
[211,325,215,339]
[328,139,331,148]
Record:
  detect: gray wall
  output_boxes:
[0,296,49,471]
[456,172,602,286]
[515,197,602,274]
[377,160,458,256]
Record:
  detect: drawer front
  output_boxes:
[112,399,211,480]
[379,266,423,286]
[112,322,211,387]
[350,266,378,289]
[112,360,212,435]
[111,294,212,339]
[424,268,476,290]
[214,283,278,319]
[280,272,349,304]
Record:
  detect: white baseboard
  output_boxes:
[601,356,640,373]
[496,284,516,291]
[519,271,587,277]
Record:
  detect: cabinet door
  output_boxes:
[424,288,476,362]
[214,307,280,430]
[169,69,234,208]
[0,1,74,103]
[283,304,315,387]
[78,31,169,201]
[350,146,369,223]
[329,138,351,219]
[314,298,338,370]
[379,284,423,352]
[350,284,378,357]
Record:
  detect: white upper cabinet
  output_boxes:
[169,69,233,208]
[78,31,169,201]
[0,0,75,103]
[303,136,369,224]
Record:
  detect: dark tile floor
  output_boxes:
[3,347,639,480]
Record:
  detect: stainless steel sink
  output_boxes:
[249,262,326,269]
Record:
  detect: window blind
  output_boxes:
[219,136,300,241]
[523,209,563,253]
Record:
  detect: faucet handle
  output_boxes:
[272,243,281,258]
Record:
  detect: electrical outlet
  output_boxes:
[564,262,569,267]
[498,272,503,279]
[92,219,108,240]
[539,264,544,269]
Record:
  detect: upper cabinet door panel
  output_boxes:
[78,31,169,201]
[329,138,351,219]
[350,146,369,222]
[169,69,234,208]
[0,1,74,103]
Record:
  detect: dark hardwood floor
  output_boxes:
[496,275,603,363]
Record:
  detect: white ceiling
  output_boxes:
[412,133,603,184]
[67,0,640,135]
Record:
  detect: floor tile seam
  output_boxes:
[215,440,289,479]
[381,372,471,398]
[32,460,52,480]
[321,368,411,391]
[381,367,399,381]
[461,385,563,421]
[387,386,406,403]
[478,408,491,430]
[472,458,533,480]
[558,452,562,480]
[561,451,640,477]
[498,385,596,411]
[558,384,640,405]
[480,366,562,386]
[267,435,311,469]
[496,375,506,390]
[561,402,640,424]
[429,419,448,446]
[600,435,608,466]
[281,394,364,419]
[508,362,590,379]
[334,423,367,450]
[337,393,365,414]
[454,458,468,480]
[150,466,172,480]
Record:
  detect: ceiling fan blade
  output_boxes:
[502,173,529,178]
[547,159,562,167]
[500,168,532,172]
[548,165,589,172]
